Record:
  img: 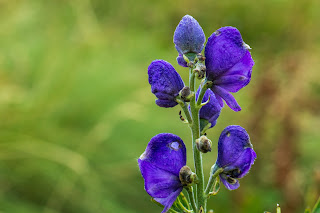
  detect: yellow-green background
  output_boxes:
[0,0,319,212]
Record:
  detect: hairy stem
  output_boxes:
[205,164,223,196]
[189,67,205,211]
[186,187,197,212]
[177,98,193,125]
[176,197,192,213]
[196,80,212,107]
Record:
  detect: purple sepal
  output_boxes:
[216,125,256,190]
[204,26,254,111]
[176,54,188,67]
[148,60,184,108]
[154,189,182,213]
[211,85,241,112]
[174,15,205,55]
[138,133,186,213]
[214,51,254,93]
[196,86,222,128]
[220,177,240,190]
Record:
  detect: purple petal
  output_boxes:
[216,95,224,107]
[205,26,248,79]
[154,188,183,213]
[174,15,205,54]
[148,60,184,108]
[235,149,256,178]
[141,133,186,175]
[211,85,241,111]
[214,51,254,92]
[176,54,188,67]
[223,148,256,179]
[139,160,181,198]
[138,133,186,212]
[216,125,252,168]
[156,99,179,108]
[220,175,240,190]
[196,87,222,128]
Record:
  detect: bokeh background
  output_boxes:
[0,0,319,212]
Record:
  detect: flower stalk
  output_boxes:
[186,186,197,212]
[189,65,205,211]
[205,164,224,196]
[139,14,256,213]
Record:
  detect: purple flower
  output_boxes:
[196,86,222,129]
[148,60,184,108]
[138,133,186,213]
[205,27,254,111]
[216,125,256,190]
[174,15,205,66]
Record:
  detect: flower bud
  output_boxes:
[179,166,197,186]
[179,86,194,102]
[197,53,206,62]
[194,62,206,79]
[196,135,212,153]
[174,15,206,67]
[174,15,205,55]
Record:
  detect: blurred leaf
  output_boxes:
[305,208,312,213]
[312,197,320,213]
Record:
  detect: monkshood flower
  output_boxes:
[148,60,184,108]
[196,86,222,129]
[205,27,254,111]
[216,125,256,190]
[174,15,205,67]
[138,133,186,213]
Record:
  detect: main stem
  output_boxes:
[189,67,205,211]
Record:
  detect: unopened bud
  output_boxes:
[194,63,206,79]
[179,166,197,186]
[196,135,212,153]
[197,53,206,62]
[179,86,194,102]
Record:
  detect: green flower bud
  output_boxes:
[179,166,197,186]
[196,135,212,153]
[179,86,194,102]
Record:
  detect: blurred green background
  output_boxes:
[0,0,319,212]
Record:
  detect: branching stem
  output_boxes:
[205,164,223,196]
[186,187,197,212]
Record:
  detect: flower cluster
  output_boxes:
[138,15,256,213]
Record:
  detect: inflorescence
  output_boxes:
[138,15,256,213]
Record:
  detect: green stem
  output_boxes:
[168,209,179,213]
[189,67,205,211]
[205,164,223,196]
[177,98,193,125]
[179,192,191,209]
[196,79,210,107]
[176,197,192,213]
[186,187,197,212]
